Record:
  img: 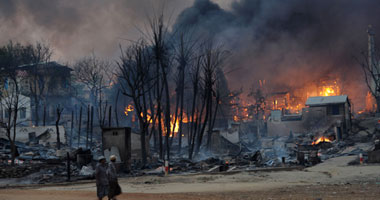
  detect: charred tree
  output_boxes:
[359,25,380,113]
[55,104,64,150]
[70,110,74,147]
[86,105,90,149]
[149,14,174,161]
[0,41,29,165]
[90,106,94,149]
[173,32,196,154]
[27,42,53,126]
[43,105,46,126]
[73,54,113,125]
[189,41,228,158]
[118,40,153,167]
[78,106,82,148]
[114,90,120,127]
[188,57,201,160]
[108,105,112,127]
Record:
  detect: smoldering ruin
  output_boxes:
[1,0,380,199]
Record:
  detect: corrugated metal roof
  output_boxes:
[305,95,348,106]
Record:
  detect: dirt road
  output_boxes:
[1,155,380,200]
[1,184,380,200]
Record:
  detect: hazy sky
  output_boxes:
[0,0,232,63]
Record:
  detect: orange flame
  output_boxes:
[233,115,239,122]
[171,120,179,133]
[124,105,134,116]
[312,136,332,145]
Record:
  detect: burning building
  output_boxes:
[305,95,351,136]
[268,95,351,139]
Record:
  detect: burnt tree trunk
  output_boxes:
[170,93,180,146]
[86,105,90,149]
[188,60,200,159]
[376,96,380,113]
[34,96,39,126]
[78,106,82,148]
[90,106,94,149]
[108,105,112,127]
[56,106,63,150]
[194,94,208,157]
[178,88,184,154]
[43,105,46,126]
[11,84,20,165]
[114,90,120,127]
[70,110,74,147]
[162,69,171,161]
[156,73,163,159]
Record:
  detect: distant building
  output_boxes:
[1,62,74,125]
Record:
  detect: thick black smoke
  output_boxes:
[0,0,379,109]
[174,0,380,110]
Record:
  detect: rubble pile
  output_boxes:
[0,136,103,185]
[0,163,43,178]
[1,114,380,186]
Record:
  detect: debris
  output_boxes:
[79,165,95,176]
[207,166,219,172]
[368,150,380,163]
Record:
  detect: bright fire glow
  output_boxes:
[171,120,179,133]
[124,105,134,116]
[365,91,377,113]
[319,86,339,96]
[233,115,239,122]
[312,136,332,145]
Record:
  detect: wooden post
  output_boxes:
[108,106,112,127]
[115,106,119,127]
[90,106,94,149]
[78,106,82,148]
[66,152,71,181]
[43,105,46,126]
[75,104,78,124]
[115,90,120,127]
[86,105,90,149]
[70,110,74,147]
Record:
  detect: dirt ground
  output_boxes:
[1,155,380,200]
[1,184,380,200]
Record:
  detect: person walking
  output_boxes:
[95,156,109,200]
[107,155,121,200]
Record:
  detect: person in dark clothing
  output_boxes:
[95,156,109,200]
[107,155,121,200]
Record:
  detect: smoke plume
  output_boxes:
[0,0,379,109]
[174,0,380,110]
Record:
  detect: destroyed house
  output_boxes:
[305,95,351,136]
[1,62,74,125]
[0,94,32,126]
